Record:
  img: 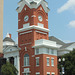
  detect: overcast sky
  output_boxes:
[3,0,75,43]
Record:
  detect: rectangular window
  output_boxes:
[36,57,39,66]
[36,48,39,55]
[47,58,50,66]
[46,48,49,54]
[51,58,54,66]
[27,57,29,66]
[24,57,29,66]
[47,74,50,75]
[51,49,54,54]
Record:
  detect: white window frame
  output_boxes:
[36,57,39,66]
[35,48,39,55]
[36,72,40,75]
[51,57,54,66]
[46,57,50,66]
[46,48,49,54]
[51,72,55,75]
[24,54,29,66]
[47,72,50,75]
[51,49,54,54]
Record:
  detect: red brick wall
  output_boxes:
[18,5,48,29]
[0,53,3,58]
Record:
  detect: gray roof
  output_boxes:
[3,45,21,51]
[3,37,15,42]
[49,36,65,45]
[60,42,75,49]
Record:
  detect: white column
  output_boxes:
[14,56,17,66]
[17,55,20,75]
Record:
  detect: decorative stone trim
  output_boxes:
[20,42,32,46]
[31,15,36,17]
[36,30,47,34]
[19,31,32,35]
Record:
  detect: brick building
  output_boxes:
[16,0,58,75]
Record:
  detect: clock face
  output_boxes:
[38,15,43,22]
[24,15,29,22]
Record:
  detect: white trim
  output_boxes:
[22,65,30,67]
[31,15,36,17]
[46,19,48,21]
[17,25,50,32]
[46,57,50,58]
[16,0,50,13]
[40,7,42,10]
[18,19,21,21]
[38,23,44,27]
[51,72,55,74]
[47,72,50,74]
[36,57,40,59]
[24,8,26,10]
[22,71,31,73]
[33,45,58,49]
[51,57,54,59]
[32,55,35,57]
[23,23,30,28]
[36,30,47,35]
[19,31,32,35]
[36,72,40,74]
[20,42,32,46]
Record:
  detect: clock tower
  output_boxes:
[17,0,58,75]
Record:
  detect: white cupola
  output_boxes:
[3,33,15,46]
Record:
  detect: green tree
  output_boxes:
[1,62,18,75]
[59,49,75,75]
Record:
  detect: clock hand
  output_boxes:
[25,18,27,20]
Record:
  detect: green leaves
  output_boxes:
[61,49,75,75]
[1,62,18,75]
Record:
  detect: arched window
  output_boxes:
[24,54,29,66]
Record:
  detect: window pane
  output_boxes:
[51,59,54,66]
[36,48,39,54]
[46,48,49,54]
[47,58,49,66]
[24,73,26,75]
[36,58,39,66]
[51,50,54,54]
[24,54,29,66]
[24,57,26,66]
[27,57,29,66]
[27,73,30,75]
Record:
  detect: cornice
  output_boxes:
[17,25,50,32]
